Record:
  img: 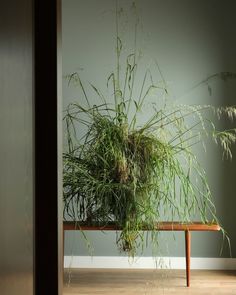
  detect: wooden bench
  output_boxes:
[63,221,220,287]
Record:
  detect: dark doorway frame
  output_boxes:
[34,0,63,294]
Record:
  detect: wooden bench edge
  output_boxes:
[63,221,221,231]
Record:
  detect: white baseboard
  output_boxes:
[64,256,236,270]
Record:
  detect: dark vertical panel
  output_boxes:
[34,0,63,294]
[0,1,34,295]
[57,0,63,292]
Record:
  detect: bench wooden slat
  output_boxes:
[63,221,220,231]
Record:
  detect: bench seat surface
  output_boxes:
[63,221,220,231]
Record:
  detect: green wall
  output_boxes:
[62,0,236,258]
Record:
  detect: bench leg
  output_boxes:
[185,230,191,287]
[63,229,65,270]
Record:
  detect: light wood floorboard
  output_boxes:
[63,269,236,295]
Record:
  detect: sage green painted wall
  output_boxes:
[62,0,236,258]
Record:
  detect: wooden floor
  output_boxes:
[63,269,236,295]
